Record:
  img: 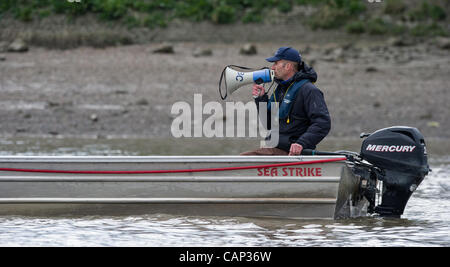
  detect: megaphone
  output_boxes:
[219,65,274,100]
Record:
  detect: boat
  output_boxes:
[0,126,430,219]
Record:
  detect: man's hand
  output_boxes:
[252,84,265,97]
[289,143,303,156]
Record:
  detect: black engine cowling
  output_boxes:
[360,126,430,217]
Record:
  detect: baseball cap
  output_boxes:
[266,47,302,63]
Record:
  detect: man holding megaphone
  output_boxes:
[241,47,331,156]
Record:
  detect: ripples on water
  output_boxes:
[0,139,448,247]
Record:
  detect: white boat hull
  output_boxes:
[0,156,367,219]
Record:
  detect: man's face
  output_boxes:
[270,60,290,80]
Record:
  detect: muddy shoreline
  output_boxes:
[0,25,449,143]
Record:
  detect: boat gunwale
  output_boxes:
[0,155,348,163]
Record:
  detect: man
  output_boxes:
[241,47,331,156]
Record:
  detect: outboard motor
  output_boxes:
[303,125,430,218]
[358,126,430,217]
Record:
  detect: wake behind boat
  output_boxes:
[0,126,429,219]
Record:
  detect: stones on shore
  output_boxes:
[313,38,441,66]
[150,43,260,57]
[136,98,149,106]
[365,66,378,72]
[373,101,381,108]
[152,43,174,54]
[46,101,61,108]
[149,43,260,57]
[90,113,98,122]
[435,37,450,50]
[387,37,413,47]
[0,39,29,53]
[7,38,29,52]
[239,44,257,55]
[15,128,27,133]
[322,46,346,62]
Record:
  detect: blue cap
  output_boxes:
[266,47,301,63]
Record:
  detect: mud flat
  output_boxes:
[0,29,449,143]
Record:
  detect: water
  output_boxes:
[0,137,448,247]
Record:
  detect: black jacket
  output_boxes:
[255,63,331,152]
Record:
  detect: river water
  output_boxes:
[0,137,448,247]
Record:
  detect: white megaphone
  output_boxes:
[219,65,274,100]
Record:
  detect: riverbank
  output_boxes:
[1,0,448,49]
[0,37,449,141]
